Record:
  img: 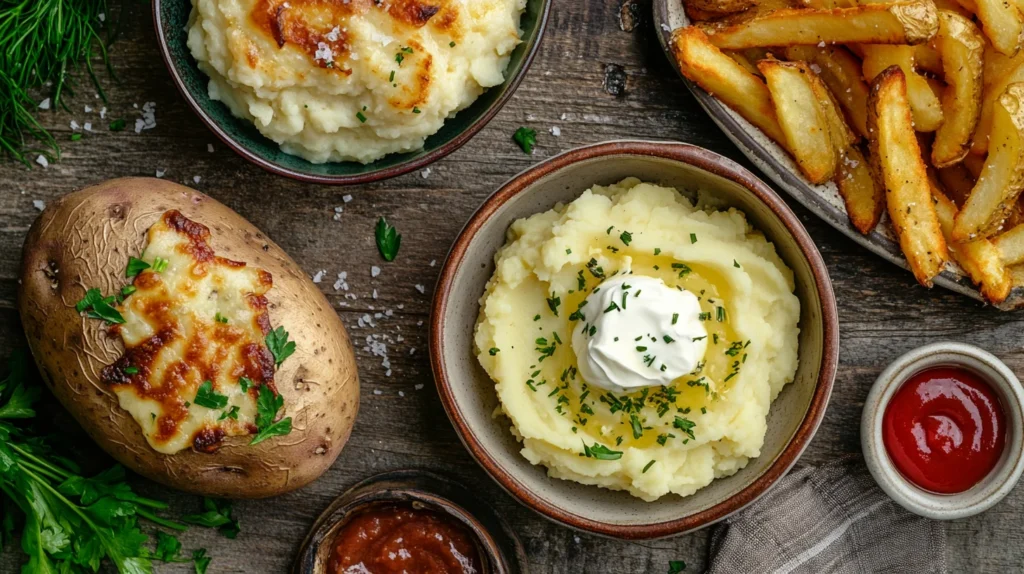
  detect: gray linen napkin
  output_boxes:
[706,455,946,574]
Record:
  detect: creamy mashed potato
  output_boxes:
[474,178,801,501]
[187,0,525,164]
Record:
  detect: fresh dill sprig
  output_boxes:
[0,0,121,166]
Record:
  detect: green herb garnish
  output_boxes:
[513,126,536,154]
[582,441,623,460]
[375,217,402,262]
[250,384,293,445]
[265,326,296,367]
[75,288,125,324]
[125,256,150,277]
[194,380,228,410]
[673,416,696,440]
[182,498,240,539]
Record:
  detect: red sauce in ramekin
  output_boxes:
[883,366,1006,494]
[328,504,482,574]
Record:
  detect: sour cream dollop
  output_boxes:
[571,275,707,393]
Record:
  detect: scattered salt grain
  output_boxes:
[818,41,826,47]
[325,26,341,42]
[333,272,350,291]
[35,155,48,168]
[372,289,378,300]
[415,284,426,294]
[135,102,157,133]
[414,384,424,390]
[373,389,382,395]
[809,63,822,74]
[549,126,561,137]
[32,200,45,211]
[314,42,335,64]
[333,206,344,221]
[398,391,405,397]
[343,194,353,203]
[420,167,431,179]
[83,122,93,132]
[207,143,214,153]
[312,270,326,283]
[156,169,166,178]
[560,113,567,120]
[98,12,105,22]
[84,105,92,113]
[429,260,436,267]
[99,107,107,119]
[371,266,381,278]
[38,98,50,110]
[70,120,81,131]
[193,176,202,184]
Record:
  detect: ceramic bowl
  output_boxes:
[292,470,526,574]
[153,0,550,185]
[862,342,1024,520]
[430,140,839,539]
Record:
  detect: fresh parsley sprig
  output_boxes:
[513,126,536,154]
[250,385,293,446]
[265,327,296,367]
[75,288,125,324]
[375,217,402,262]
[0,353,217,573]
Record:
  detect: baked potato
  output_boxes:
[18,178,360,498]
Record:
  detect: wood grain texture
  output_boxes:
[1,0,1022,572]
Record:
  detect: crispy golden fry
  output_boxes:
[759,59,839,182]
[862,45,944,131]
[836,145,885,233]
[728,51,761,75]
[914,44,943,75]
[671,27,787,144]
[931,181,1012,302]
[807,64,858,151]
[699,1,938,50]
[972,61,1024,155]
[931,11,985,167]
[868,66,949,286]
[933,0,974,18]
[784,45,871,137]
[936,164,976,205]
[994,223,1024,265]
[984,43,1024,88]
[953,83,1024,240]
[975,0,1024,57]
[686,0,757,14]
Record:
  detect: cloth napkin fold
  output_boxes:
[706,456,946,574]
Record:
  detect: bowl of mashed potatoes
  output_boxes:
[431,140,838,538]
[154,0,549,184]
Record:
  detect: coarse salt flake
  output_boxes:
[35,155,49,168]
[32,200,45,211]
[371,266,381,277]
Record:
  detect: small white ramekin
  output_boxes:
[862,342,1024,520]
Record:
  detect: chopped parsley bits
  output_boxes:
[489,347,500,356]
[513,126,536,154]
[582,441,623,460]
[547,294,561,316]
[194,380,228,410]
[125,256,150,277]
[673,416,696,440]
[690,233,697,243]
[124,366,139,375]
[643,459,656,473]
[619,231,633,246]
[356,111,367,123]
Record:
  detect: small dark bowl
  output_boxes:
[293,470,527,574]
[153,0,550,185]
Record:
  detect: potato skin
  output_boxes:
[18,177,359,498]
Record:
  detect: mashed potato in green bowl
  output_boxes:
[474,177,801,501]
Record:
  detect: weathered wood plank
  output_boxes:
[2,1,1023,572]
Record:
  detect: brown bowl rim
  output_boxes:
[429,140,840,539]
[151,0,551,186]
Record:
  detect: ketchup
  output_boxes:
[328,504,482,574]
[883,366,1006,494]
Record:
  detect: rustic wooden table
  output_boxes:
[1,1,1021,572]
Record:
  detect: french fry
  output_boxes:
[861,45,944,132]
[931,11,985,167]
[685,0,757,14]
[974,0,1024,57]
[670,27,787,144]
[836,145,885,233]
[784,45,871,137]
[759,59,839,182]
[983,43,1024,89]
[936,163,976,205]
[953,83,1024,240]
[931,180,1012,302]
[972,60,1024,155]
[699,1,938,50]
[807,63,858,151]
[914,44,943,76]
[994,223,1024,265]
[867,66,949,286]
[728,51,761,75]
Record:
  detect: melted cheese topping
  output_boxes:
[101,211,277,455]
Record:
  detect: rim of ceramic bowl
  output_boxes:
[429,140,840,539]
[291,469,527,574]
[861,342,1024,520]
[151,0,551,185]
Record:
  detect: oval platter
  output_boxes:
[652,0,1024,310]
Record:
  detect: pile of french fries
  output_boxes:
[670,0,1024,303]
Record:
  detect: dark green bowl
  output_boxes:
[153,0,550,185]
